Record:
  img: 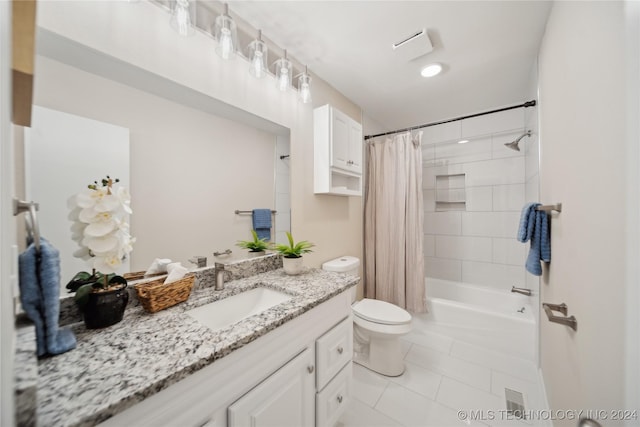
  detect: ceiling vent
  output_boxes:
[392,28,434,62]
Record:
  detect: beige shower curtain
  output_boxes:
[364,131,426,313]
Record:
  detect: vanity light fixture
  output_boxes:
[298,66,312,104]
[421,63,443,78]
[214,3,238,60]
[248,30,268,78]
[170,0,196,37]
[274,49,292,92]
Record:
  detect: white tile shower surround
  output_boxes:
[337,317,548,427]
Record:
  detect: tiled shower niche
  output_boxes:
[435,173,466,211]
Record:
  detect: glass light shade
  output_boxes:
[248,39,268,78]
[275,57,292,92]
[214,13,238,60]
[298,72,312,103]
[170,0,195,37]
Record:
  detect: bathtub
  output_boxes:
[420,277,536,361]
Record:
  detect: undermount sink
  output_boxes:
[186,287,293,331]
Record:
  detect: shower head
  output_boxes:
[504,130,532,151]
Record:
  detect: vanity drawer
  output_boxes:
[316,362,352,427]
[315,316,352,390]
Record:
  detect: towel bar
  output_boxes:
[542,302,577,331]
[235,210,277,215]
[13,198,41,252]
[536,203,562,213]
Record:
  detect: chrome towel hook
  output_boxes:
[13,198,41,252]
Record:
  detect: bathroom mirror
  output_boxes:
[24,30,291,287]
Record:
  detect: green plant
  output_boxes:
[66,271,127,309]
[236,230,270,252]
[273,232,314,259]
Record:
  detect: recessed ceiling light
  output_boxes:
[421,63,442,78]
[458,139,469,144]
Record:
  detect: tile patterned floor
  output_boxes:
[336,317,549,427]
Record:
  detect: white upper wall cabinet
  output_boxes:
[314,105,363,196]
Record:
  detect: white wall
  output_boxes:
[0,1,16,424]
[538,1,629,419]
[33,56,277,273]
[35,1,363,274]
[524,61,541,367]
[274,135,291,245]
[624,0,640,415]
[422,108,528,291]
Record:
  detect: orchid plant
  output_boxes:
[68,176,135,294]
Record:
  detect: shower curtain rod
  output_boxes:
[364,100,537,140]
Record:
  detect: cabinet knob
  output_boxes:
[337,395,343,404]
[337,346,344,354]
[307,365,315,374]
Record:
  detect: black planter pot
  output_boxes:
[83,284,129,329]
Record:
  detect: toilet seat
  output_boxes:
[352,298,411,325]
[353,314,412,336]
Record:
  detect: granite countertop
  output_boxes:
[16,267,358,427]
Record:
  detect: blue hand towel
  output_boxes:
[517,203,551,276]
[19,238,76,357]
[252,209,272,241]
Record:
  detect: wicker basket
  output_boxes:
[123,271,165,281]
[135,274,195,313]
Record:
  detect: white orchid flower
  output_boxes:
[116,186,133,214]
[82,234,119,254]
[72,177,134,275]
[76,187,107,208]
[78,207,99,223]
[116,234,136,258]
[72,246,91,261]
[93,253,122,274]
[83,211,118,237]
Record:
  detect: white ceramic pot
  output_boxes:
[282,256,304,275]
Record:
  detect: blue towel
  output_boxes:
[19,238,76,357]
[517,203,551,276]
[252,209,272,241]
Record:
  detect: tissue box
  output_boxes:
[134,274,194,313]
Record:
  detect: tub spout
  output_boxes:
[511,286,532,296]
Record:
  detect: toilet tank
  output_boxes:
[322,256,360,303]
[322,256,360,276]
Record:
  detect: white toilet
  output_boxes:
[322,256,412,377]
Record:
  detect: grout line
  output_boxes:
[446,341,540,383]
[435,374,507,413]
[372,381,390,409]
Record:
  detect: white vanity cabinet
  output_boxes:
[314,104,363,196]
[315,317,353,426]
[99,290,353,427]
[228,348,315,427]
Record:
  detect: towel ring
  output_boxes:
[13,198,41,252]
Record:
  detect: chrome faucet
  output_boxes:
[511,286,532,296]
[215,262,226,291]
[188,256,207,268]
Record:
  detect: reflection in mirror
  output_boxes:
[27,53,291,290]
[25,106,131,283]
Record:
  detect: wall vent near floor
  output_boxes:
[505,388,526,419]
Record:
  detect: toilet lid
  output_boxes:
[352,298,411,325]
